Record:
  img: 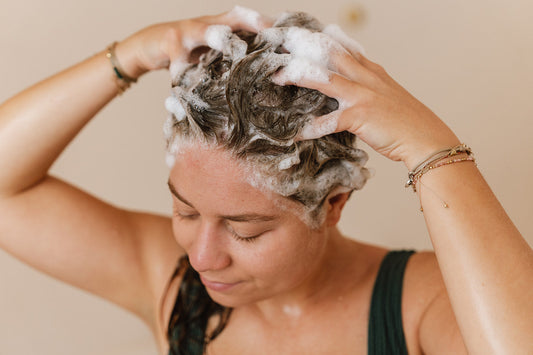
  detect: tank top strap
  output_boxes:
[367,250,415,355]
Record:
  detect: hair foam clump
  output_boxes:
[164,11,370,226]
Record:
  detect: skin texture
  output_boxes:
[0,7,531,355]
[169,147,341,309]
[163,16,372,222]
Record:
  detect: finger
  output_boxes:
[176,22,211,52]
[273,68,362,107]
[356,52,385,74]
[328,47,375,84]
[297,103,364,141]
[207,6,274,32]
[297,110,343,140]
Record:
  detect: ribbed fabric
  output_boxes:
[367,250,415,355]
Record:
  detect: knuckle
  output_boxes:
[163,27,182,46]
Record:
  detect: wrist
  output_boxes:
[403,135,462,172]
[113,39,150,80]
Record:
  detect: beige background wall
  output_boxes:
[1,0,532,353]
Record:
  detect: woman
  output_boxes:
[0,7,531,355]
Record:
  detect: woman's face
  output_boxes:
[168,146,330,307]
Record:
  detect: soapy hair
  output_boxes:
[164,12,370,225]
[165,11,371,353]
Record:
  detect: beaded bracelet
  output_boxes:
[405,143,473,192]
[405,144,477,212]
[105,42,137,94]
[411,154,476,192]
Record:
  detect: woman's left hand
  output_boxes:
[115,7,273,80]
[275,47,461,171]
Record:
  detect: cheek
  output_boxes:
[241,228,324,284]
[171,217,198,250]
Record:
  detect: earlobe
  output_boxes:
[325,192,350,226]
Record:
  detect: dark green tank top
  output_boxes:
[167,250,415,355]
[368,250,414,355]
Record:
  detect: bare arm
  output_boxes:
[283,46,533,352]
[415,154,532,353]
[0,48,119,195]
[0,9,271,337]
[0,30,178,325]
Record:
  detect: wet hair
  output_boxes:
[164,11,370,226]
[165,12,371,353]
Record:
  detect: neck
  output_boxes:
[242,227,360,327]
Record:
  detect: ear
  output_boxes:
[324,191,351,227]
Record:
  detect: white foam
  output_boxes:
[165,95,186,122]
[205,25,247,60]
[165,136,180,168]
[164,12,371,228]
[249,51,290,73]
[205,25,233,52]
[266,26,349,85]
[342,159,369,190]
[227,6,264,31]
[248,124,294,147]
[165,135,212,169]
[258,27,286,47]
[278,154,300,170]
[284,27,341,65]
[163,113,175,140]
[169,60,191,82]
[165,152,176,168]
[323,24,365,56]
[274,57,330,84]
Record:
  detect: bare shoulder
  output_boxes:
[0,175,185,352]
[402,251,467,354]
[128,210,186,351]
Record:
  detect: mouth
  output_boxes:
[200,275,242,292]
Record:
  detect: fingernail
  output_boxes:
[271,71,287,86]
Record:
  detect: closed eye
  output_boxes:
[174,211,199,220]
[229,230,262,243]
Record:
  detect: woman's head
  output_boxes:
[168,146,336,307]
[164,11,370,227]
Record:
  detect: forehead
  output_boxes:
[168,147,285,214]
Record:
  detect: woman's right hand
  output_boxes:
[115,7,273,80]
[273,43,460,172]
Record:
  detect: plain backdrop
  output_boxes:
[1,0,532,354]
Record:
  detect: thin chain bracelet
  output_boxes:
[406,143,473,192]
[416,155,477,212]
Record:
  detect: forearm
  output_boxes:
[0,43,139,196]
[415,158,533,353]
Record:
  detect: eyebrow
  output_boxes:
[167,179,279,223]
[167,179,194,207]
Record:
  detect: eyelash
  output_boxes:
[174,213,261,243]
[229,230,261,243]
[174,212,198,220]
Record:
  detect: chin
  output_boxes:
[208,292,248,308]
[206,288,267,308]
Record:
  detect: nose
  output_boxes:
[187,221,231,273]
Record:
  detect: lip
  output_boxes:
[200,275,242,292]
